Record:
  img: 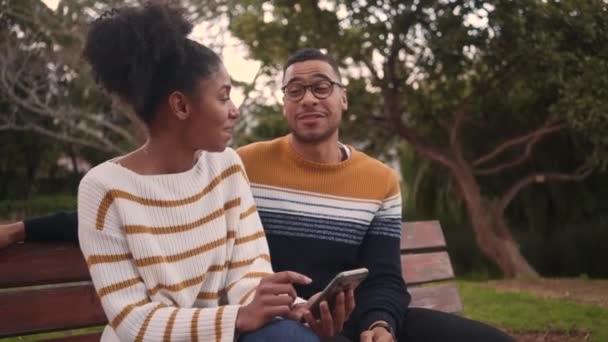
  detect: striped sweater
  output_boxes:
[237,135,410,339]
[77,148,273,342]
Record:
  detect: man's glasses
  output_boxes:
[282,79,344,102]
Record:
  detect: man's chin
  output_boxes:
[292,129,337,144]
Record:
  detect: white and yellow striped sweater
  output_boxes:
[77,148,273,342]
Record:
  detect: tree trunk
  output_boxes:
[452,163,539,277]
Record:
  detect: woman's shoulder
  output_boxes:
[199,147,244,168]
[78,160,120,190]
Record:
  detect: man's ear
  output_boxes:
[341,89,348,111]
[168,91,190,120]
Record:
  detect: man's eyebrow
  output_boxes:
[284,73,332,84]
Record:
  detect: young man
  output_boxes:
[1,49,512,341]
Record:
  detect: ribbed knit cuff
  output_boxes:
[195,305,240,342]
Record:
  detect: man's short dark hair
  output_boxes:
[283,48,341,80]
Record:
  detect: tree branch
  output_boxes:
[473,121,567,168]
[498,164,594,213]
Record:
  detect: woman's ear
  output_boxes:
[168,91,190,120]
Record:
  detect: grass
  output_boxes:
[459,281,608,342]
[0,327,102,342]
[2,282,606,341]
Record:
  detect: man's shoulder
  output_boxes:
[351,148,398,180]
[236,137,284,168]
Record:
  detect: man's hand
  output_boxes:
[235,271,312,333]
[0,221,25,249]
[300,288,355,338]
[360,326,395,342]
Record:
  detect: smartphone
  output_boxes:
[308,268,369,318]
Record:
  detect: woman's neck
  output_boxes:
[117,134,198,175]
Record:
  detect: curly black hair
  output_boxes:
[83,1,221,124]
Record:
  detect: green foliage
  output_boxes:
[0,195,76,220]
[234,103,288,146]
[460,281,608,341]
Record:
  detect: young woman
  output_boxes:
[77,3,318,341]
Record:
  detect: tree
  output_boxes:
[0,0,239,154]
[229,0,608,276]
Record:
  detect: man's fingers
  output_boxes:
[332,292,346,332]
[319,301,334,336]
[378,335,394,342]
[360,331,374,342]
[345,288,355,320]
[265,271,313,285]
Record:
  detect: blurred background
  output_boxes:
[1,0,607,339]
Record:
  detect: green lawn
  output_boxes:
[0,327,102,342]
[2,282,606,341]
[459,281,608,342]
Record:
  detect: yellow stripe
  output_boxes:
[197,291,221,300]
[148,274,207,296]
[227,254,271,269]
[111,299,149,328]
[135,303,166,342]
[191,309,201,341]
[239,287,256,305]
[225,272,272,293]
[87,252,132,266]
[125,198,241,235]
[135,236,227,267]
[146,254,270,298]
[96,164,245,230]
[235,231,265,245]
[239,205,257,220]
[215,306,226,342]
[88,231,238,268]
[98,277,141,298]
[163,308,179,341]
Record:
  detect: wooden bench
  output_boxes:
[0,220,461,340]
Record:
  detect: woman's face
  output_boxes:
[181,63,239,152]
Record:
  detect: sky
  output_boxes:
[41,0,259,106]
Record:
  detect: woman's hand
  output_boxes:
[235,271,312,332]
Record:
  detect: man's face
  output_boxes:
[282,60,347,144]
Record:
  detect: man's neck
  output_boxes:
[288,134,343,164]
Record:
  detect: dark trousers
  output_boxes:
[329,308,514,342]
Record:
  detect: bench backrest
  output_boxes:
[0,220,461,340]
[401,220,463,313]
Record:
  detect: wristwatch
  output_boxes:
[369,321,397,341]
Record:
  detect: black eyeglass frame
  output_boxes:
[281,79,344,102]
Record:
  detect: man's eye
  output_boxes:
[287,86,304,96]
[313,84,331,93]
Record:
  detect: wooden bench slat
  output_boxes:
[0,243,90,288]
[401,220,446,251]
[401,251,455,285]
[409,282,464,313]
[0,283,106,337]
